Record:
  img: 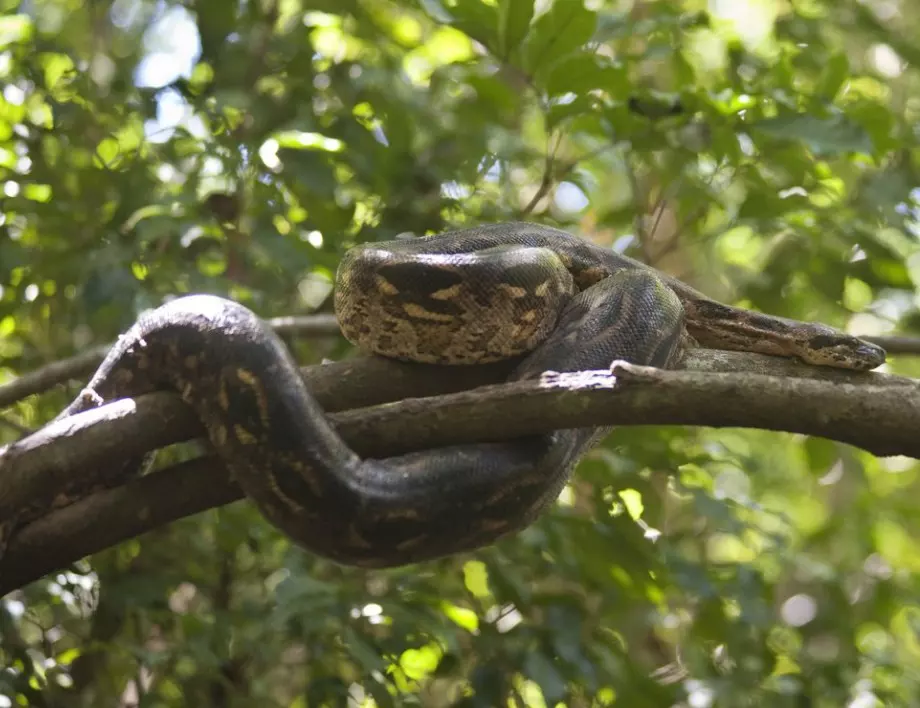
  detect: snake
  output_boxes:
[45,221,884,568]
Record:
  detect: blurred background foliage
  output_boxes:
[1,0,920,705]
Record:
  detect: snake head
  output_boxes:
[803,333,886,371]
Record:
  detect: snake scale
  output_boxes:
[50,222,885,568]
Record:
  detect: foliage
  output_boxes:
[2,0,920,705]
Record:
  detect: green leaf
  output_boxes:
[546,602,589,670]
[441,602,480,632]
[544,52,627,97]
[0,14,32,47]
[857,161,914,221]
[94,137,121,167]
[817,51,850,100]
[22,184,52,203]
[498,0,534,58]
[342,627,387,673]
[277,148,339,197]
[752,114,874,157]
[524,651,568,703]
[522,0,597,77]
[462,559,491,598]
[445,0,500,53]
[546,94,597,130]
[399,646,441,680]
[39,52,75,90]
[847,99,897,154]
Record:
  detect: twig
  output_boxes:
[521,152,558,215]
[0,344,111,411]
[865,334,920,356]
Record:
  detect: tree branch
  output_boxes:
[1,349,917,594]
[865,334,920,356]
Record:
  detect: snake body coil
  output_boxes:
[52,222,885,567]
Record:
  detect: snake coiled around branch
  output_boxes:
[42,222,885,567]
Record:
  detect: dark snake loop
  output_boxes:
[46,223,885,567]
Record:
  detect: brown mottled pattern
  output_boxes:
[336,242,577,364]
[337,221,884,372]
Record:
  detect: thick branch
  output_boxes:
[0,350,917,593]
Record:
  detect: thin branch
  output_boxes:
[0,344,111,411]
[520,132,575,216]
[1,350,917,594]
[643,187,670,256]
[0,314,341,411]
[865,334,920,356]
[521,153,557,215]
